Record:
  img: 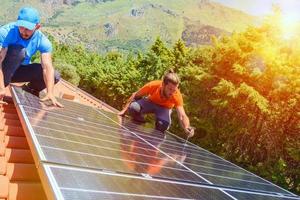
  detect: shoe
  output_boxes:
[22,84,40,97]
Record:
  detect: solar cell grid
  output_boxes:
[97,108,294,196]
[11,86,299,200]
[20,105,208,184]
[44,164,234,200]
[45,164,300,200]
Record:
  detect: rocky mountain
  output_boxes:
[182,23,229,46]
[1,0,258,53]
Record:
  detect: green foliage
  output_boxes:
[136,37,174,83]
[54,60,80,86]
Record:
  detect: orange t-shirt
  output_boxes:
[137,80,183,109]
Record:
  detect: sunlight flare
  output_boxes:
[280,13,299,40]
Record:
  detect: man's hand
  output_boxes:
[40,93,64,108]
[0,88,7,105]
[185,126,195,138]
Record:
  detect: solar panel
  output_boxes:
[21,105,205,184]
[11,86,300,200]
[98,111,294,195]
[43,164,235,200]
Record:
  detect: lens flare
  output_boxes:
[281,13,299,40]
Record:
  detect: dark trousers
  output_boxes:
[128,98,172,132]
[2,44,60,92]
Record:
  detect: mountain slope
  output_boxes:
[0,0,258,52]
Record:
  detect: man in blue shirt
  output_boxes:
[0,7,63,107]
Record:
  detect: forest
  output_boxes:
[37,12,299,194]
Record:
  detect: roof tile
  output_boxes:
[4,136,29,149]
[8,183,47,200]
[5,149,34,164]
[7,163,39,182]
[0,157,6,175]
[0,175,9,198]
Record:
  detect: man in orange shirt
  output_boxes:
[119,70,194,137]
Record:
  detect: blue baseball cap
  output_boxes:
[16,7,40,30]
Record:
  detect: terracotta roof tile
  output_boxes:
[8,183,47,200]
[4,136,29,150]
[0,144,5,156]
[1,126,25,137]
[0,157,6,175]
[4,149,34,164]
[7,163,40,182]
[0,175,9,198]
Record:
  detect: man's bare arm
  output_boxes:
[40,52,63,107]
[176,106,194,137]
[118,92,137,115]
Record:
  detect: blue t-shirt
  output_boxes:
[0,22,52,65]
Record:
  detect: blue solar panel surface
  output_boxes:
[11,86,300,200]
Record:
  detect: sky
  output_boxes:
[212,0,300,20]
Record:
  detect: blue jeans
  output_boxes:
[128,98,172,132]
[2,44,60,92]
